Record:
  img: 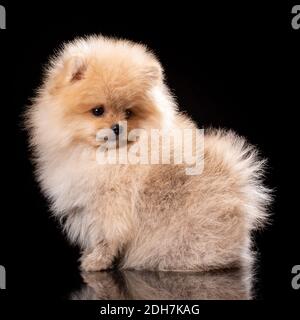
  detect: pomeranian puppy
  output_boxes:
[25,36,270,272]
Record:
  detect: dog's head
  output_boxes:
[31,36,176,149]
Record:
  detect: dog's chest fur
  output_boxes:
[39,148,142,248]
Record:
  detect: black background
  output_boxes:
[0,1,299,306]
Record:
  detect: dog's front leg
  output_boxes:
[80,240,118,272]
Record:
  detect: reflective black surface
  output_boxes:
[70,268,252,300]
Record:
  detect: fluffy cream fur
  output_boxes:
[25,35,271,272]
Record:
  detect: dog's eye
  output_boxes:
[125,109,133,119]
[91,106,105,117]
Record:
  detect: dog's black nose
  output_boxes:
[111,123,121,136]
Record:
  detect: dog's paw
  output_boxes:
[80,250,113,272]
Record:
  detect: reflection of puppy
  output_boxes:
[72,269,252,300]
[26,36,270,272]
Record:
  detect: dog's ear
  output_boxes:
[143,62,163,86]
[65,56,88,83]
[48,56,88,94]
